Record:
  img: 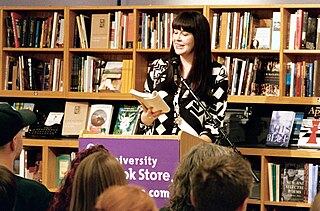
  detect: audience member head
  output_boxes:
[310,192,320,211]
[95,185,158,211]
[69,151,127,211]
[0,103,36,171]
[190,153,253,211]
[167,142,231,210]
[48,144,109,211]
[0,165,17,211]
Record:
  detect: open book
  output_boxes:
[130,89,170,113]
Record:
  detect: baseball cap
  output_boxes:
[0,103,37,146]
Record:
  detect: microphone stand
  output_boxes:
[178,75,260,183]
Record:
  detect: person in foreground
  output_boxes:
[137,10,228,143]
[190,153,253,211]
[95,185,158,211]
[69,151,127,211]
[161,142,231,211]
[0,165,17,211]
[0,103,52,211]
[48,144,109,211]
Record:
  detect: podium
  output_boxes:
[78,131,204,208]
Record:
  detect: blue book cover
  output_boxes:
[266,111,296,147]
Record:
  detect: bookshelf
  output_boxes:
[1,5,320,210]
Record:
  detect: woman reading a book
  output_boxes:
[137,11,228,143]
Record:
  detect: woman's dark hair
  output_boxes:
[168,10,212,97]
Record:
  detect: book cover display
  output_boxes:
[113,105,139,135]
[266,111,296,147]
[298,106,320,149]
[87,104,114,134]
[281,163,305,202]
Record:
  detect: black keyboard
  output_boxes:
[25,127,61,138]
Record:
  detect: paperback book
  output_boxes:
[266,111,295,147]
[113,105,139,135]
[130,89,170,113]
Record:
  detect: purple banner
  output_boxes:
[79,137,180,208]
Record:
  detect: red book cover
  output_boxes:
[295,9,303,50]
[10,12,22,48]
[295,62,302,96]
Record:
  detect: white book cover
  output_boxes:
[271,12,281,50]
[289,13,297,50]
[211,13,219,49]
[87,104,114,134]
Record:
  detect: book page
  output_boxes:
[130,89,170,113]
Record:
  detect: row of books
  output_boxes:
[268,162,319,203]
[285,60,320,97]
[138,12,176,49]
[4,55,63,91]
[7,11,64,48]
[288,9,320,50]
[266,106,320,149]
[70,57,132,93]
[222,56,280,96]
[211,11,280,50]
[14,148,74,187]
[62,102,140,137]
[74,11,134,49]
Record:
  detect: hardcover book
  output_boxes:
[90,13,111,48]
[113,105,139,135]
[298,106,320,149]
[87,104,114,134]
[266,111,295,147]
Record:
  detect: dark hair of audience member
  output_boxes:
[48,144,109,211]
[0,165,17,211]
[95,185,158,211]
[69,150,127,211]
[190,153,253,211]
[165,142,231,211]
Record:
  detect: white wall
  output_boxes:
[1,0,319,6]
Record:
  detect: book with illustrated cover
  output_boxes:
[266,111,295,147]
[281,163,305,202]
[130,89,170,113]
[298,106,320,149]
[87,104,114,134]
[113,105,139,135]
[99,61,123,92]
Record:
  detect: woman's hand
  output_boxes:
[140,104,163,126]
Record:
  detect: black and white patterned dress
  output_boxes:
[136,58,228,141]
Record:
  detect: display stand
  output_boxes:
[78,130,204,208]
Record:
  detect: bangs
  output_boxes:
[172,12,196,34]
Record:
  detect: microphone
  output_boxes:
[171,57,180,85]
[177,74,260,183]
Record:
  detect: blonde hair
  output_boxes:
[69,151,127,211]
[95,185,158,211]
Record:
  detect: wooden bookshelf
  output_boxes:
[1,5,320,210]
